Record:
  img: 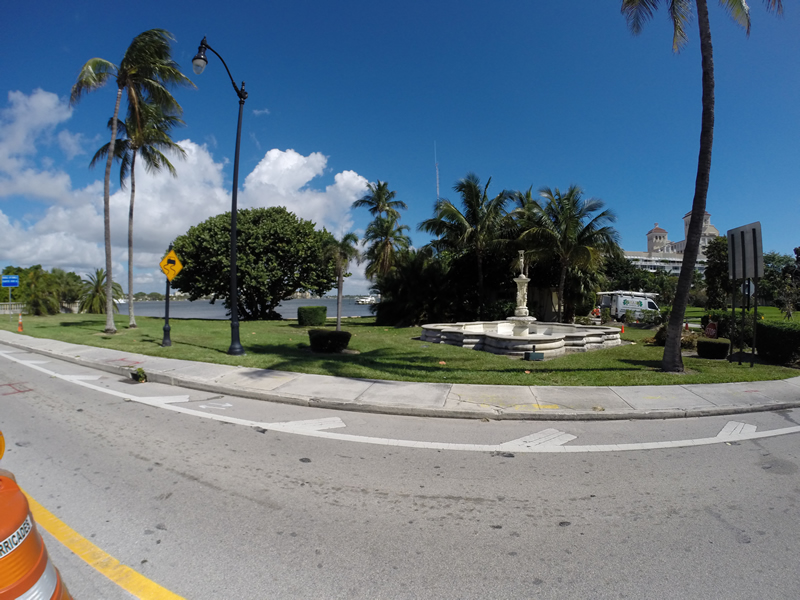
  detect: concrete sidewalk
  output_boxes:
[1,330,799,421]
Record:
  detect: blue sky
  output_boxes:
[1,1,798,295]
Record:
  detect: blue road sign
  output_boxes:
[1,275,19,287]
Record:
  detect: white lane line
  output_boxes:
[197,402,233,410]
[4,351,800,453]
[270,417,346,431]
[717,421,757,437]
[61,375,102,381]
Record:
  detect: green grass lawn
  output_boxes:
[1,313,796,387]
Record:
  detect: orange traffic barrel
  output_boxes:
[0,476,71,599]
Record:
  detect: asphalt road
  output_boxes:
[2,345,800,599]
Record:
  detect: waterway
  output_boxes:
[116,297,375,320]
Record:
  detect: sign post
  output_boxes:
[727,222,763,367]
[159,247,183,347]
[1,275,19,320]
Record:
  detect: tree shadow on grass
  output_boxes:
[617,359,664,371]
[58,320,106,327]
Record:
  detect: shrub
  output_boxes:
[660,306,672,323]
[756,321,800,364]
[574,316,592,325]
[640,309,661,326]
[623,311,636,324]
[298,306,327,326]
[308,329,352,353]
[697,338,730,359]
[600,307,611,324]
[681,332,699,350]
[653,325,697,349]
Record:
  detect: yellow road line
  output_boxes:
[22,489,185,600]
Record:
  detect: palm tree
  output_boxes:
[363,215,411,280]
[79,269,124,315]
[91,102,186,329]
[70,29,193,334]
[418,173,510,316]
[621,0,782,371]
[325,233,361,331]
[352,180,407,219]
[513,185,619,323]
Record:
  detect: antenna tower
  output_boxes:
[434,142,440,200]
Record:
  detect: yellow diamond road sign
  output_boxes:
[160,250,183,282]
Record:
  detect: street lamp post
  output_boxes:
[192,37,246,356]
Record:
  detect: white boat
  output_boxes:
[355,295,376,305]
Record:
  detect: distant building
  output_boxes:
[624,211,719,275]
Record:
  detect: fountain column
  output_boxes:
[507,251,536,331]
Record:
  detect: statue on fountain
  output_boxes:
[510,250,534,321]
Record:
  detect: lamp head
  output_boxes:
[192,37,208,75]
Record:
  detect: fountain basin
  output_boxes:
[420,320,621,359]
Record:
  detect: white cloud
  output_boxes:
[241,148,368,236]
[252,108,270,116]
[57,130,86,160]
[0,90,371,293]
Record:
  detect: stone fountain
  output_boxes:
[419,251,621,359]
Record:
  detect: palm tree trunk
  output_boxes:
[128,152,137,328]
[103,87,123,333]
[662,0,715,372]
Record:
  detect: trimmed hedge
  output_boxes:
[756,321,800,364]
[308,329,352,353]
[297,306,327,326]
[697,338,730,360]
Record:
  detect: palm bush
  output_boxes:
[79,269,124,314]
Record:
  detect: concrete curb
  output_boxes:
[2,332,799,422]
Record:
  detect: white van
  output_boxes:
[597,291,659,322]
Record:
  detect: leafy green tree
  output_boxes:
[79,269,124,314]
[134,292,148,301]
[419,173,511,317]
[513,185,619,322]
[22,266,61,316]
[703,236,731,309]
[363,214,412,281]
[352,180,407,219]
[91,102,186,329]
[71,29,193,333]
[760,251,795,305]
[50,268,83,306]
[601,254,652,292]
[621,0,783,371]
[325,232,361,331]
[171,207,337,320]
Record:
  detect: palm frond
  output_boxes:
[70,58,117,106]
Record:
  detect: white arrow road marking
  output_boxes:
[270,417,346,432]
[717,421,757,437]
[4,351,800,453]
[500,429,577,449]
[199,402,233,409]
